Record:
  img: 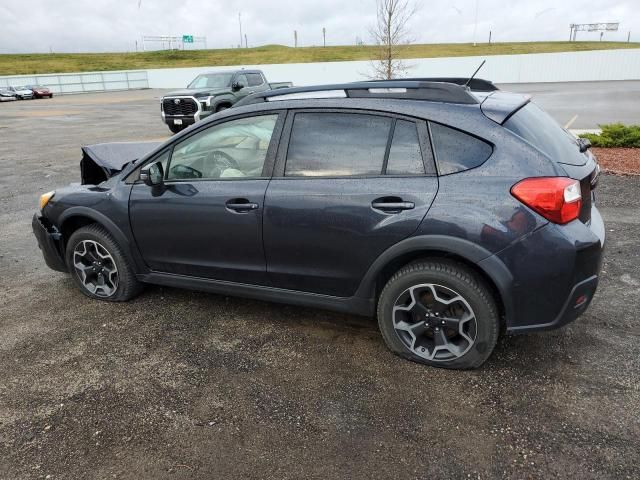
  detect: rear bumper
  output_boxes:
[32,214,67,272]
[507,275,599,333]
[497,205,605,334]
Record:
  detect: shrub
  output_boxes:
[579,123,640,148]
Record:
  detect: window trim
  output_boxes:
[273,108,437,179]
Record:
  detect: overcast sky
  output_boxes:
[0,0,637,54]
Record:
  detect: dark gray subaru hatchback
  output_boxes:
[33,79,604,369]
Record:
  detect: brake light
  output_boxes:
[511,177,582,224]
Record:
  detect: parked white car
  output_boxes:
[7,85,34,100]
[0,89,17,102]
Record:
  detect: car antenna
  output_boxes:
[465,60,486,87]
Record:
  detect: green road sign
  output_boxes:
[182,35,194,43]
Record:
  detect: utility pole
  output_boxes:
[245,34,248,48]
[322,27,326,47]
[628,31,631,43]
[294,30,298,48]
[488,30,492,45]
[472,0,479,46]
[238,12,243,48]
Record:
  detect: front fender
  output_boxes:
[212,94,236,109]
[58,206,147,274]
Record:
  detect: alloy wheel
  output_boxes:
[72,240,119,297]
[392,283,477,361]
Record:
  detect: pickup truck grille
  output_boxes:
[163,98,198,116]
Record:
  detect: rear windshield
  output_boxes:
[504,103,581,163]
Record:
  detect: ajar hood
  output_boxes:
[80,141,162,185]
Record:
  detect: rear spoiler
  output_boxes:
[479,91,531,124]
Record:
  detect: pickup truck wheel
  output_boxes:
[377,260,499,370]
[65,224,143,302]
[216,104,230,112]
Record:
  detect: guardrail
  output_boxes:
[0,70,148,94]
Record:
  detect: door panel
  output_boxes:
[263,177,438,297]
[130,180,269,283]
[129,112,282,284]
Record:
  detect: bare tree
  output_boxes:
[369,0,419,79]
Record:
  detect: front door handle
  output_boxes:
[226,198,259,212]
[371,197,415,213]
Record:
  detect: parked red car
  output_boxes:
[27,85,53,99]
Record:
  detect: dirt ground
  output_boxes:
[592,147,640,176]
[0,90,639,480]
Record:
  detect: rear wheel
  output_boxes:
[377,260,499,369]
[65,224,143,302]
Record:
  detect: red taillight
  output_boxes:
[511,177,582,224]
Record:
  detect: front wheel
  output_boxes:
[377,260,500,369]
[65,224,143,302]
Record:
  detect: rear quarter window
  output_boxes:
[430,123,493,175]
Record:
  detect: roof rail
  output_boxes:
[369,77,498,92]
[235,81,480,107]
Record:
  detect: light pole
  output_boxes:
[472,0,479,46]
[238,12,243,48]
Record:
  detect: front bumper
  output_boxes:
[32,214,67,272]
[163,115,197,128]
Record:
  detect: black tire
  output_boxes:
[215,104,230,112]
[377,259,499,369]
[168,123,184,134]
[65,224,143,302]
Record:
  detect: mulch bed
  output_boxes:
[591,147,640,176]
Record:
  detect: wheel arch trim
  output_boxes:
[354,235,515,323]
[58,207,147,273]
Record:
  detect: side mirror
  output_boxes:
[140,162,164,186]
[232,82,245,91]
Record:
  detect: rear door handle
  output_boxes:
[371,198,415,212]
[226,198,259,212]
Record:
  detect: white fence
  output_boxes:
[0,49,639,94]
[0,70,148,94]
[146,49,640,88]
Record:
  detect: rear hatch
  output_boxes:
[503,102,598,223]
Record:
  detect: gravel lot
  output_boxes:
[0,90,639,480]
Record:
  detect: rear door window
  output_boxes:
[246,73,264,87]
[430,123,493,175]
[285,113,391,176]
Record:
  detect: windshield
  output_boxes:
[188,73,233,89]
[504,102,586,166]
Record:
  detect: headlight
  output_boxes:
[39,191,55,210]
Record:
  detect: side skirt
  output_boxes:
[138,272,375,316]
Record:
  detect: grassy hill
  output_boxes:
[1,41,638,76]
